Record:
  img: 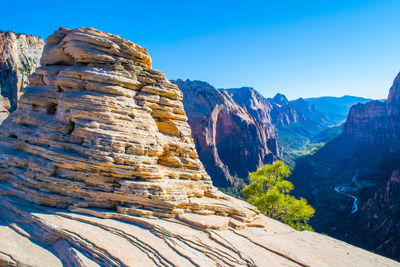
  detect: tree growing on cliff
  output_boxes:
[242,161,315,231]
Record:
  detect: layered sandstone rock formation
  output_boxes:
[174,80,278,187]
[0,27,397,266]
[0,27,259,224]
[344,72,400,152]
[0,31,44,122]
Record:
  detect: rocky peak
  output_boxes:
[290,97,333,125]
[0,27,396,267]
[174,79,279,187]
[387,72,400,113]
[291,97,313,111]
[0,30,44,121]
[268,93,305,127]
[344,71,400,152]
[222,86,273,123]
[271,93,290,106]
[0,27,259,225]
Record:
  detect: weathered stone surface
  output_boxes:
[0,27,397,266]
[0,27,258,224]
[173,80,279,187]
[0,196,397,267]
[0,31,44,122]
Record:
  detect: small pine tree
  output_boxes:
[241,160,315,231]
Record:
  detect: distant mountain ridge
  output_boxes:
[174,79,376,185]
[304,95,373,125]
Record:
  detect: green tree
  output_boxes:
[241,161,315,231]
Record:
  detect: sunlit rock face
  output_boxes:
[0,27,397,267]
[0,27,259,222]
[344,72,400,152]
[174,80,279,187]
[0,31,44,122]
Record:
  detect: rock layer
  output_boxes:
[0,195,397,267]
[0,27,258,224]
[344,72,400,152]
[0,31,44,122]
[174,80,278,187]
[0,27,397,266]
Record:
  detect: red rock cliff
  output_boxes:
[173,79,279,187]
[344,72,400,152]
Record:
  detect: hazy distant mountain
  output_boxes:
[290,98,332,126]
[304,95,373,125]
[267,93,306,127]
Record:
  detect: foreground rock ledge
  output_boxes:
[0,27,397,266]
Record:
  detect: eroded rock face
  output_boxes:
[0,27,258,223]
[344,72,400,152]
[0,31,44,122]
[0,27,397,266]
[173,80,279,187]
[268,93,306,127]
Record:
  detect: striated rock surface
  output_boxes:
[174,80,279,187]
[0,27,397,266]
[0,31,44,122]
[1,196,397,267]
[0,27,258,223]
[344,72,400,152]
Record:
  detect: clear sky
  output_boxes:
[2,0,400,99]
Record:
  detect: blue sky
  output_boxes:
[2,0,400,99]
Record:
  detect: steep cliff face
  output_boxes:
[344,72,400,152]
[0,31,44,122]
[173,80,278,187]
[357,168,400,258]
[290,97,332,125]
[291,71,400,261]
[268,93,305,127]
[222,87,274,123]
[0,27,394,266]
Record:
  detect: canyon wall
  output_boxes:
[0,31,44,122]
[0,27,397,266]
[291,71,400,261]
[344,72,400,152]
[174,80,279,187]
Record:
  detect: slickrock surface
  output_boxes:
[0,27,397,266]
[173,80,279,187]
[0,31,44,122]
[1,196,397,267]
